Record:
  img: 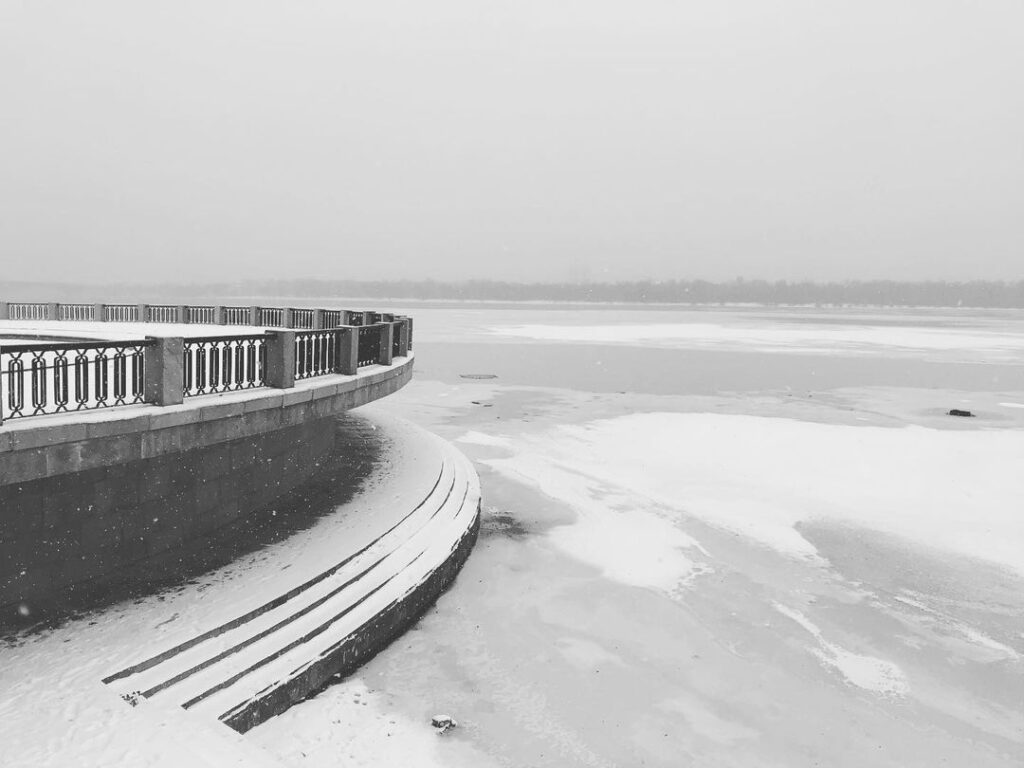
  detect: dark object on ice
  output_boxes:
[431,714,457,733]
[460,373,498,379]
[948,409,975,417]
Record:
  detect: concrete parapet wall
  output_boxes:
[0,357,414,619]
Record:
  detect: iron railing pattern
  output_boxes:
[0,340,151,420]
[0,302,411,330]
[9,303,48,321]
[357,325,383,367]
[294,330,339,380]
[0,303,410,419]
[104,304,139,322]
[182,335,267,397]
[59,304,96,321]
[223,306,250,325]
[291,308,315,330]
[258,307,284,327]
[187,306,216,325]
[150,305,179,324]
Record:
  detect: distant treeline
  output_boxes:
[5,278,1024,308]
[233,278,1024,308]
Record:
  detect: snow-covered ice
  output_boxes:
[482,412,1024,576]
[489,320,1024,361]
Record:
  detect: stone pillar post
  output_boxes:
[377,323,394,366]
[336,328,358,375]
[362,311,374,326]
[282,308,294,329]
[405,316,414,349]
[214,306,226,325]
[249,306,260,326]
[46,303,59,320]
[144,337,185,406]
[0,301,9,320]
[265,331,296,389]
[177,305,189,324]
[93,303,106,321]
[137,304,149,323]
[313,308,324,330]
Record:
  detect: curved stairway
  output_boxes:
[101,415,481,733]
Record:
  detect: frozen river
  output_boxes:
[249,304,1024,767]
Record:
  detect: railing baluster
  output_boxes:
[113,348,128,404]
[94,351,109,405]
[31,353,47,415]
[54,352,69,412]
[132,348,145,401]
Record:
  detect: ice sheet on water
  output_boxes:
[484,412,1024,577]
[488,322,1024,361]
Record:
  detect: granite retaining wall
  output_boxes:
[0,359,413,622]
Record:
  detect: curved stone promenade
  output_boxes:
[0,303,483,765]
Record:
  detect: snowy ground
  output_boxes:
[250,306,1024,768]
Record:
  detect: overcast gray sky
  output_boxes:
[1,1,1021,284]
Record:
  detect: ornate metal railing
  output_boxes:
[0,340,152,420]
[149,305,179,323]
[1,301,412,332]
[0,302,411,421]
[187,305,217,324]
[182,335,267,397]
[105,304,139,322]
[294,330,339,380]
[357,325,383,367]
[223,306,250,325]
[291,308,315,330]
[258,307,284,327]
[321,309,343,328]
[9,303,48,321]
[59,303,96,321]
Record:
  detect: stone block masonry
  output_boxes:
[0,357,414,623]
[0,418,334,614]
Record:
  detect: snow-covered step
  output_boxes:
[101,422,481,734]
[213,453,481,731]
[104,456,459,700]
[150,453,472,710]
